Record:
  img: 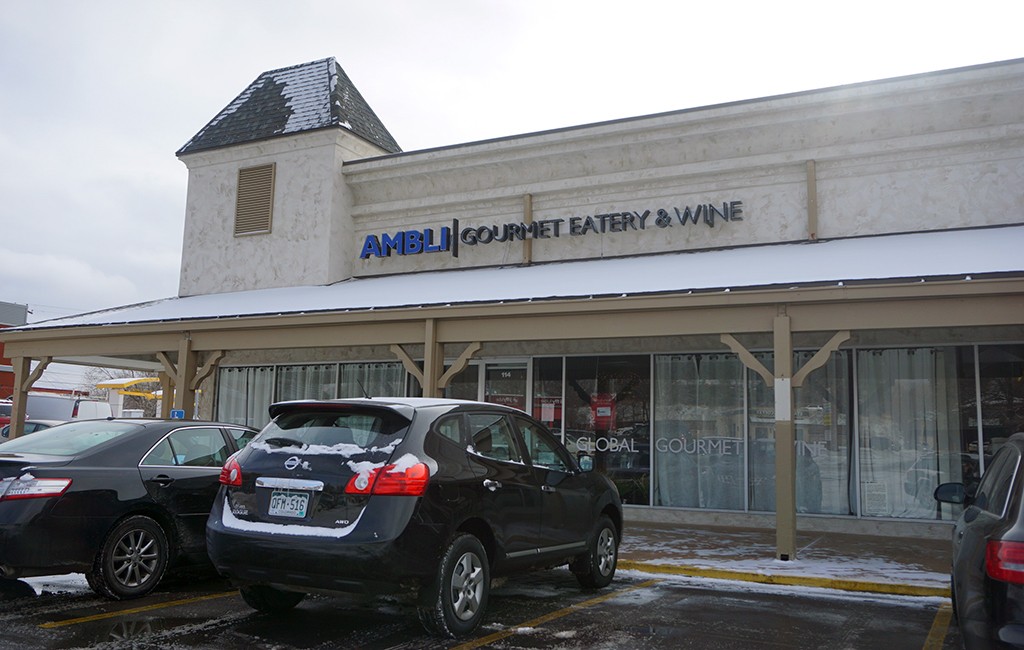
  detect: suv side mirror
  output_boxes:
[577,453,594,472]
[934,482,967,505]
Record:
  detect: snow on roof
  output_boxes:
[16,226,1024,331]
[177,58,400,156]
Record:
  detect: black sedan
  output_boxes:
[207,398,623,637]
[935,432,1024,649]
[0,419,257,599]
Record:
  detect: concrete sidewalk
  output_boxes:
[617,522,952,598]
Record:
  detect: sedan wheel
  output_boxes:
[572,515,618,589]
[88,515,169,600]
[418,534,490,637]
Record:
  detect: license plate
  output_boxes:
[268,490,309,518]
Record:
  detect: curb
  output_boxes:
[617,560,950,598]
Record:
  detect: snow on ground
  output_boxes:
[617,529,950,589]
[23,573,90,596]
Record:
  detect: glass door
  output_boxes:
[483,362,529,411]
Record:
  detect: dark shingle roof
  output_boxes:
[177,58,401,156]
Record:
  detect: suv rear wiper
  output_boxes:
[262,437,307,449]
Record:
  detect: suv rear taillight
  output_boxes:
[986,540,1024,584]
[0,477,72,500]
[345,462,429,496]
[220,457,243,487]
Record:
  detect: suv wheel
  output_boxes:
[418,534,489,637]
[572,515,618,589]
[88,515,169,600]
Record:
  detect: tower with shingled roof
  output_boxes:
[175,58,401,298]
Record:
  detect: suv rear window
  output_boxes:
[0,404,11,417]
[255,409,409,451]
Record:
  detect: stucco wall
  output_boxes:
[345,60,1024,278]
[176,60,1024,294]
[177,130,386,296]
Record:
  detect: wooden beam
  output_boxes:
[438,342,482,389]
[792,330,850,387]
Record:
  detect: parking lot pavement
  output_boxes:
[618,521,952,597]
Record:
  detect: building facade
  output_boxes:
[3,58,1023,554]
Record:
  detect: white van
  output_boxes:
[25,394,112,420]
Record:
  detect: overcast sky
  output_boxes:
[2,0,1022,327]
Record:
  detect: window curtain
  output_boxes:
[339,362,405,398]
[276,364,337,402]
[653,354,744,510]
[856,348,960,519]
[216,366,275,429]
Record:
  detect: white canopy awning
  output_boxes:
[17,225,1024,331]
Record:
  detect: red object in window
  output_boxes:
[591,394,617,430]
[986,540,1024,584]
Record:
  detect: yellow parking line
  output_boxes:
[453,579,661,650]
[922,601,953,650]
[39,591,238,629]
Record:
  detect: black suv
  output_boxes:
[935,432,1024,649]
[206,398,623,637]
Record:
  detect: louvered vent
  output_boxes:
[234,164,275,235]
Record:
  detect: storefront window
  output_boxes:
[532,357,564,436]
[653,354,744,510]
[564,356,650,505]
[857,347,963,519]
[276,364,337,402]
[977,344,1024,456]
[746,351,851,515]
[216,366,275,428]
[339,362,405,398]
[443,364,478,400]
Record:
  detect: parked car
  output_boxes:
[1,419,66,439]
[0,419,258,599]
[24,393,112,420]
[206,398,623,637]
[935,432,1024,649]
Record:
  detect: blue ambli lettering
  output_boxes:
[404,230,423,254]
[381,232,403,256]
[359,235,383,259]
[423,227,451,253]
[424,229,439,253]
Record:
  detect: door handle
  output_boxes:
[541,485,556,493]
[149,475,174,487]
[483,479,502,492]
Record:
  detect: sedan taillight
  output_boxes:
[220,457,243,487]
[986,540,1024,584]
[0,477,72,500]
[345,462,429,496]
